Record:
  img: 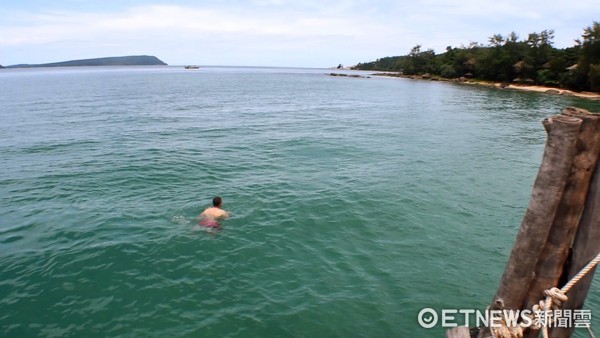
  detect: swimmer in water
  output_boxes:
[199,196,230,228]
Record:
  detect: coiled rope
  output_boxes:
[490,252,600,338]
[539,252,600,338]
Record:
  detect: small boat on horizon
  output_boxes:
[184,65,200,70]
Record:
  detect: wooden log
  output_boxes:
[522,109,600,337]
[550,151,600,337]
[492,115,582,310]
[446,326,471,338]
[479,114,583,338]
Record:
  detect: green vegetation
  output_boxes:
[5,55,167,69]
[354,22,600,92]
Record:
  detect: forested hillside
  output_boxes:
[354,22,600,92]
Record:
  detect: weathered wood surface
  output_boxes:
[491,114,582,312]
[551,151,600,337]
[522,109,600,337]
[450,108,599,338]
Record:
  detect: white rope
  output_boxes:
[541,252,600,338]
[481,253,599,338]
[588,325,597,338]
[562,253,600,294]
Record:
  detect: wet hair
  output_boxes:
[212,196,222,207]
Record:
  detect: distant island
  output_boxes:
[4,55,167,69]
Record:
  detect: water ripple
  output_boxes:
[1,67,599,337]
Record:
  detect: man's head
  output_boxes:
[212,196,222,207]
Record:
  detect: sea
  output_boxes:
[1,66,599,337]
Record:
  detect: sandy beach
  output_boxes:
[370,72,600,101]
[465,81,600,100]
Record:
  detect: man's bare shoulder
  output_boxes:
[202,207,229,218]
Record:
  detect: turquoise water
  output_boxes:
[1,66,598,337]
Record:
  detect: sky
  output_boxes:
[1,0,598,68]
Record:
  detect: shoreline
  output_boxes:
[370,72,600,101]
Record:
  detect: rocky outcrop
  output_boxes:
[329,73,370,78]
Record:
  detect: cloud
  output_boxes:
[0,1,596,67]
[1,4,398,65]
[0,5,376,45]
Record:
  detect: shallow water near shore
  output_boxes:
[1,66,599,337]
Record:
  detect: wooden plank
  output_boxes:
[492,114,582,310]
[522,109,600,337]
[479,114,583,338]
[551,150,600,337]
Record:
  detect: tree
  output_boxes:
[523,29,555,83]
[399,44,422,74]
[352,22,598,92]
[489,34,505,48]
[408,44,422,74]
[579,22,600,90]
[588,64,600,91]
[440,64,458,78]
[581,22,600,64]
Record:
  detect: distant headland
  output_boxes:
[3,55,167,69]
